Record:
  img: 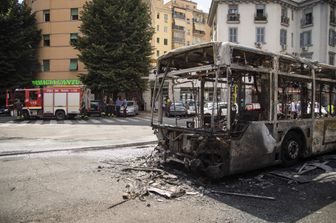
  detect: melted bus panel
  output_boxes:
[151,42,336,178]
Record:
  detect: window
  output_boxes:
[300,30,312,47]
[187,41,190,45]
[164,38,168,45]
[157,13,160,19]
[43,34,50,47]
[164,26,168,33]
[42,60,50,72]
[71,8,78,20]
[156,25,159,31]
[229,27,238,43]
[256,27,265,43]
[69,59,78,71]
[329,29,336,47]
[331,7,336,24]
[157,37,160,44]
[164,14,168,23]
[281,7,289,25]
[164,51,167,54]
[70,33,78,45]
[280,29,287,46]
[291,32,294,48]
[330,53,335,65]
[228,5,238,14]
[156,50,160,57]
[43,10,50,22]
[281,7,288,17]
[256,4,265,17]
[29,91,38,100]
[302,8,313,26]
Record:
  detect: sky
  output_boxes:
[164,0,211,12]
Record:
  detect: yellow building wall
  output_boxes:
[25,0,86,81]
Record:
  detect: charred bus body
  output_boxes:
[151,42,336,178]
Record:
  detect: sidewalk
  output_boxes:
[0,123,157,156]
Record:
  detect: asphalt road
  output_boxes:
[0,146,335,223]
[0,114,193,127]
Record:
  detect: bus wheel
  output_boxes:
[281,132,302,166]
[55,110,65,120]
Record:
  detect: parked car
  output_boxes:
[186,100,197,116]
[168,102,187,117]
[203,102,227,116]
[0,106,10,116]
[88,100,105,116]
[120,101,139,116]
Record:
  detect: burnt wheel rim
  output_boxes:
[288,140,299,159]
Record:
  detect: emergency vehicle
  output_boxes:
[15,87,89,120]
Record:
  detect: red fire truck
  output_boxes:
[15,87,89,120]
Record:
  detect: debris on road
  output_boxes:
[207,189,276,201]
[147,186,185,199]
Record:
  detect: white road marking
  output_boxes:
[104,119,115,123]
[64,120,73,124]
[34,120,43,125]
[90,119,101,124]
[50,120,57,125]
[77,120,87,124]
[115,118,128,123]
[127,118,140,122]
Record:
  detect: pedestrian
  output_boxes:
[115,96,123,117]
[14,99,23,119]
[165,97,171,117]
[122,97,127,117]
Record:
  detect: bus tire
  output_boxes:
[55,110,65,120]
[281,132,302,166]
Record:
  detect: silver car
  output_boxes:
[120,101,139,116]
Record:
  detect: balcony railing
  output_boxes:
[173,12,186,20]
[172,25,185,31]
[227,13,240,23]
[193,30,205,35]
[301,16,313,27]
[281,16,289,26]
[254,13,267,22]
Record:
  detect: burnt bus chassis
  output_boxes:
[151,42,336,179]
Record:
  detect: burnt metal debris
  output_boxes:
[150,42,336,178]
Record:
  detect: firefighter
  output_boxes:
[14,99,23,119]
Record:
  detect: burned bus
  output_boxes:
[151,42,336,178]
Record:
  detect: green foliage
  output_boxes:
[0,0,41,90]
[75,0,154,94]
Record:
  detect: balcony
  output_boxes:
[173,24,185,31]
[301,16,313,28]
[227,13,240,23]
[281,16,289,26]
[254,13,267,23]
[173,12,186,20]
[193,29,205,36]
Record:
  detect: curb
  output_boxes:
[0,140,158,157]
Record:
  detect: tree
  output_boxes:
[75,0,154,96]
[0,0,41,91]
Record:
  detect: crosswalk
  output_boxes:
[0,116,153,126]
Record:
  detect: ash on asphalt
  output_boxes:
[100,152,336,222]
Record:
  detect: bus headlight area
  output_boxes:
[150,42,336,179]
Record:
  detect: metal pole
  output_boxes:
[211,67,220,129]
[226,67,231,131]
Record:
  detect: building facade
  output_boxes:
[166,0,211,49]
[208,0,336,64]
[24,0,86,82]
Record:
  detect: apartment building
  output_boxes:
[208,0,336,64]
[24,0,86,83]
[165,0,211,49]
